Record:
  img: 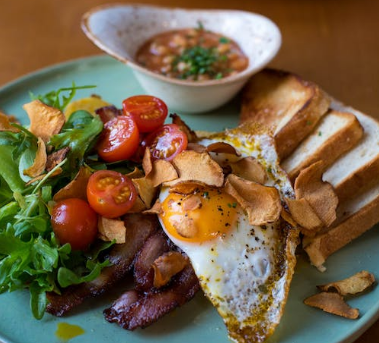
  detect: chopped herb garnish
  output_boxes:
[196,20,204,31]
[306,120,313,126]
[219,37,230,44]
[172,46,226,80]
[318,131,322,136]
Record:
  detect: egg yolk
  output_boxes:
[160,188,239,242]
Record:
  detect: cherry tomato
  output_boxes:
[142,124,188,161]
[87,170,137,218]
[122,95,168,133]
[97,115,139,162]
[51,198,98,251]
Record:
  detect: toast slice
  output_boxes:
[303,181,379,271]
[300,101,379,270]
[240,69,331,159]
[281,109,364,181]
[322,101,379,202]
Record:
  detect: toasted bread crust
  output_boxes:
[323,101,379,202]
[241,70,379,269]
[276,86,331,159]
[303,187,379,270]
[240,69,330,159]
[282,110,364,181]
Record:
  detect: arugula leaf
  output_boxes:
[0,145,25,193]
[0,129,39,190]
[49,110,103,171]
[0,85,115,320]
[29,82,96,112]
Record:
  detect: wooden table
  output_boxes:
[1,0,378,342]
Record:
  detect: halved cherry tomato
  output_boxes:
[51,198,98,251]
[122,95,168,133]
[97,115,139,162]
[142,124,188,161]
[87,170,137,218]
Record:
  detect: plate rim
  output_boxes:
[0,55,378,343]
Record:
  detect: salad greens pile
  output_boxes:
[0,84,114,319]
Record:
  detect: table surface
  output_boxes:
[1,0,378,342]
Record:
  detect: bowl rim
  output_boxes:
[81,3,282,88]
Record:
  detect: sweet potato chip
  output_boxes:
[143,199,162,215]
[170,113,197,142]
[0,111,19,132]
[229,157,267,184]
[142,148,153,177]
[132,177,156,208]
[152,251,189,288]
[171,215,197,238]
[195,130,214,138]
[317,271,375,296]
[304,292,359,319]
[146,159,178,187]
[165,151,224,187]
[23,137,47,178]
[98,216,126,243]
[126,167,144,179]
[225,174,282,225]
[168,181,209,195]
[187,142,207,153]
[206,142,241,156]
[286,197,324,233]
[46,147,70,172]
[23,100,65,142]
[294,161,338,227]
[182,194,202,211]
[281,209,299,228]
[53,166,92,201]
[128,196,147,213]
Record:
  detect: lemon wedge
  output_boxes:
[64,96,110,118]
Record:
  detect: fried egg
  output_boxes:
[158,124,299,343]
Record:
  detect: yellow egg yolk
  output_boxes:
[160,188,239,242]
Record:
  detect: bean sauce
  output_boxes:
[136,27,249,81]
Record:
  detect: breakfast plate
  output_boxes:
[0,55,378,343]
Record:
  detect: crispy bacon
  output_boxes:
[133,231,172,291]
[46,213,158,316]
[46,147,70,171]
[103,264,200,330]
[95,105,122,123]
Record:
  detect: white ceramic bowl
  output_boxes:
[82,4,281,113]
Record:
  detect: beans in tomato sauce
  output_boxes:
[136,27,249,81]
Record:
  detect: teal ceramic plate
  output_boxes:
[0,55,378,343]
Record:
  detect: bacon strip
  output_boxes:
[103,264,200,330]
[133,231,172,292]
[46,213,158,316]
[95,105,122,123]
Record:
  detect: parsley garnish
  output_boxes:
[219,37,230,44]
[172,46,224,80]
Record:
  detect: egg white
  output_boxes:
[158,127,299,343]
